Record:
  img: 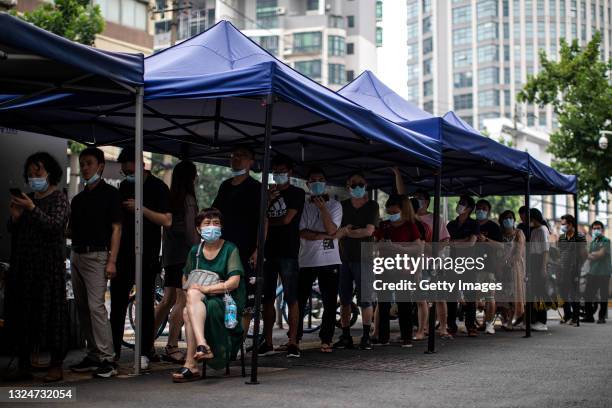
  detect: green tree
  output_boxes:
[12,0,105,46]
[518,32,612,205]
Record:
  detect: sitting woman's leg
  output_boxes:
[171,307,199,382]
[186,288,213,360]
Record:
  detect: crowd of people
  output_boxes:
[3,146,610,383]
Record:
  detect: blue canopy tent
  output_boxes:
[1,19,443,381]
[0,12,151,373]
[340,70,579,344]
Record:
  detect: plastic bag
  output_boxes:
[224,293,238,329]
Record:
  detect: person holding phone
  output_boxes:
[4,152,70,382]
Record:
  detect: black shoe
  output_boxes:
[570,319,579,326]
[257,341,275,356]
[359,336,372,350]
[286,344,301,358]
[597,318,606,324]
[69,357,100,373]
[93,361,118,378]
[332,334,354,349]
[581,317,595,323]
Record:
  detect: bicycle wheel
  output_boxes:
[335,302,360,329]
[121,289,168,349]
[285,290,322,334]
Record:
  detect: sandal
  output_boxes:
[439,333,454,340]
[172,367,201,383]
[320,343,333,353]
[162,345,186,364]
[194,345,214,361]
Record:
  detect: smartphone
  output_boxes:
[9,188,22,197]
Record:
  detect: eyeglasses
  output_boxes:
[350,183,365,189]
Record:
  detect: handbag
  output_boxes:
[182,243,221,290]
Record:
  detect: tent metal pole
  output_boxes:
[573,182,580,327]
[524,175,531,338]
[427,168,441,354]
[247,93,274,385]
[133,86,144,374]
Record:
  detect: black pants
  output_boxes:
[297,265,339,344]
[378,302,414,342]
[447,301,476,330]
[530,303,547,324]
[584,275,610,320]
[110,259,156,359]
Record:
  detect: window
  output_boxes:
[307,0,319,11]
[477,22,498,41]
[550,0,557,16]
[539,112,547,126]
[330,15,344,28]
[376,27,383,47]
[328,64,346,85]
[537,0,545,15]
[504,89,511,106]
[423,37,433,54]
[96,0,147,30]
[407,63,419,80]
[346,70,355,82]
[478,44,498,63]
[477,0,498,18]
[423,16,432,34]
[453,49,472,67]
[407,43,418,60]
[453,5,471,24]
[294,60,322,80]
[376,1,383,21]
[478,90,500,107]
[253,35,279,55]
[525,21,533,38]
[525,44,534,60]
[513,0,520,16]
[407,23,418,38]
[461,116,474,126]
[503,0,509,16]
[407,84,419,102]
[328,35,346,56]
[407,1,418,19]
[538,23,545,39]
[454,71,473,88]
[454,93,473,110]
[418,59,430,76]
[293,31,322,53]
[423,80,434,97]
[478,67,499,85]
[453,27,472,46]
[504,45,510,61]
[504,23,510,39]
[346,42,354,55]
[423,0,432,13]
[504,67,511,84]
[256,0,279,28]
[347,15,355,28]
[423,101,434,113]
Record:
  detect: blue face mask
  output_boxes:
[273,173,289,185]
[388,212,401,222]
[84,172,100,186]
[309,181,326,195]
[200,226,222,243]
[502,218,514,229]
[231,168,247,177]
[350,186,367,199]
[476,209,488,221]
[592,229,602,238]
[560,225,568,234]
[125,174,135,183]
[28,177,48,192]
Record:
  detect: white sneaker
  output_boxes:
[531,322,548,332]
[139,355,150,370]
[485,321,495,335]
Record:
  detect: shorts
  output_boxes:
[163,264,184,289]
[339,261,372,307]
[263,257,299,304]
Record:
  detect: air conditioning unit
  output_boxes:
[276,7,286,15]
[325,3,331,10]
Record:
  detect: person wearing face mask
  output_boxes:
[334,172,379,350]
[259,156,305,358]
[583,221,611,324]
[373,195,422,347]
[172,208,246,382]
[527,208,551,331]
[155,161,200,364]
[4,152,70,382]
[110,147,172,370]
[297,167,343,353]
[211,145,261,343]
[557,214,587,325]
[474,199,503,335]
[498,210,526,330]
[69,147,122,378]
[446,195,480,337]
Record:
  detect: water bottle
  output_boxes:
[224,294,238,329]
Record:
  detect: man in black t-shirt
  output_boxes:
[69,147,122,378]
[475,199,503,335]
[446,195,480,337]
[109,148,172,366]
[259,157,305,358]
[212,146,261,337]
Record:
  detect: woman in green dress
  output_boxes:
[172,208,246,382]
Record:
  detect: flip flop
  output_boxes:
[194,345,214,361]
[172,367,201,383]
[163,346,186,364]
[320,343,333,353]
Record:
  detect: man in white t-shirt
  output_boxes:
[297,167,343,352]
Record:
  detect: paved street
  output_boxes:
[2,311,611,408]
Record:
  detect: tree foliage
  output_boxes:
[518,32,612,204]
[12,0,105,46]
